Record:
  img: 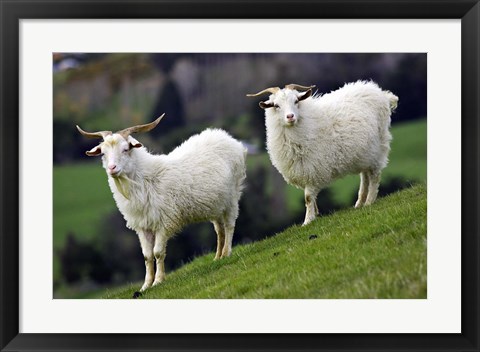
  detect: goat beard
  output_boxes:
[113,176,130,200]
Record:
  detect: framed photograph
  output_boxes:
[1,0,479,351]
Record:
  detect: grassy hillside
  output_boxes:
[102,183,427,299]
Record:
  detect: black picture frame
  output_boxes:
[1,1,479,351]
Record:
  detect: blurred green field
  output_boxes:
[53,163,117,281]
[53,118,426,288]
[53,163,116,249]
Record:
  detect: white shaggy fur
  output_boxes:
[83,127,246,293]
[251,81,398,225]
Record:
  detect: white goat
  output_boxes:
[77,115,247,295]
[247,81,398,225]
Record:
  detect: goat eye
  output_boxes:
[274,104,280,109]
[123,148,129,153]
[294,100,299,104]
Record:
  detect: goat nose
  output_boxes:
[287,114,295,120]
[108,164,117,171]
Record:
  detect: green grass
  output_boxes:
[102,183,427,299]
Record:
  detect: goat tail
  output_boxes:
[385,91,399,112]
[237,147,248,193]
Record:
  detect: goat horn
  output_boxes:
[285,84,316,91]
[116,113,165,138]
[246,87,280,97]
[76,125,112,139]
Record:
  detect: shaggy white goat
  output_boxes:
[77,115,247,295]
[247,81,398,225]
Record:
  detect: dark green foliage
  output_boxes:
[387,54,427,122]
[150,79,186,138]
[237,165,286,241]
[378,176,413,197]
[57,214,144,289]
[58,233,109,284]
[53,120,85,163]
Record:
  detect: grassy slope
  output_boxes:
[102,183,427,299]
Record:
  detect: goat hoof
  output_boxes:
[132,291,142,299]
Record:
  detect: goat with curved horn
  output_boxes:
[285,84,316,91]
[246,87,280,97]
[117,113,165,139]
[76,112,247,296]
[248,80,398,226]
[76,126,112,139]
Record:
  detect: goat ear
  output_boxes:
[129,137,142,149]
[298,89,312,102]
[259,101,274,109]
[86,145,102,157]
